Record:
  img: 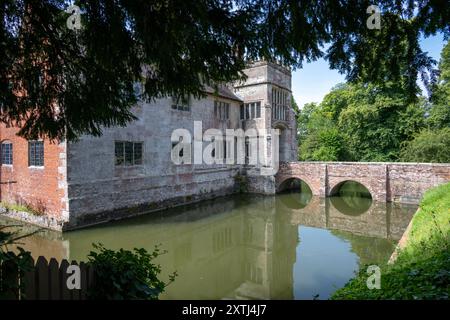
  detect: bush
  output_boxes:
[0,226,34,299]
[87,243,177,300]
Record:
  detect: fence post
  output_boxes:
[48,258,61,300]
[23,257,36,300]
[36,256,49,300]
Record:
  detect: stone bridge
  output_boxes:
[275,162,450,204]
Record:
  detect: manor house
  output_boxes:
[0,61,298,230]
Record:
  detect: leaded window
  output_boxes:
[214,101,230,120]
[240,102,261,120]
[115,141,143,166]
[28,141,44,167]
[1,142,12,165]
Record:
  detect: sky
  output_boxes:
[291,33,447,109]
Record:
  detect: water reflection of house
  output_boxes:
[151,197,299,300]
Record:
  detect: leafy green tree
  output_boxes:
[1,0,449,140]
[399,41,450,163]
[320,83,352,122]
[400,128,450,163]
[298,81,426,162]
[298,101,348,161]
[337,83,425,161]
[296,102,317,139]
[428,41,450,129]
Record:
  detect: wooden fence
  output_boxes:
[1,256,94,300]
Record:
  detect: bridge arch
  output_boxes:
[277,176,313,194]
[276,177,313,210]
[329,180,373,199]
[329,180,373,216]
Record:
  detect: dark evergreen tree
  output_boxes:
[1,0,449,140]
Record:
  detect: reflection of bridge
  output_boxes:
[279,196,415,241]
[276,162,450,204]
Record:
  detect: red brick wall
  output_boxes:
[0,124,65,218]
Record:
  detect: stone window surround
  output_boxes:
[272,87,289,121]
[240,101,262,120]
[214,100,230,120]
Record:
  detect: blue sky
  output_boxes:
[292,33,447,109]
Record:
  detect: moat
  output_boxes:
[1,183,417,300]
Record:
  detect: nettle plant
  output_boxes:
[87,243,177,300]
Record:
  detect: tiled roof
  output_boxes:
[203,84,243,102]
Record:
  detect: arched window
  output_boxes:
[1,141,13,165]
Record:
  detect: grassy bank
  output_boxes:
[332,182,450,300]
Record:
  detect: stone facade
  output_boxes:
[276,162,450,204]
[0,61,297,231]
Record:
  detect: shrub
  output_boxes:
[87,243,177,300]
[0,226,34,299]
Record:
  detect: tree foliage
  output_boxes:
[429,41,450,129]
[400,128,450,163]
[297,83,426,161]
[399,41,450,162]
[298,39,450,163]
[1,0,449,140]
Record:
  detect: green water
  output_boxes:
[1,186,417,300]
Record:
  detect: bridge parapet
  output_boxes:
[276,162,450,204]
